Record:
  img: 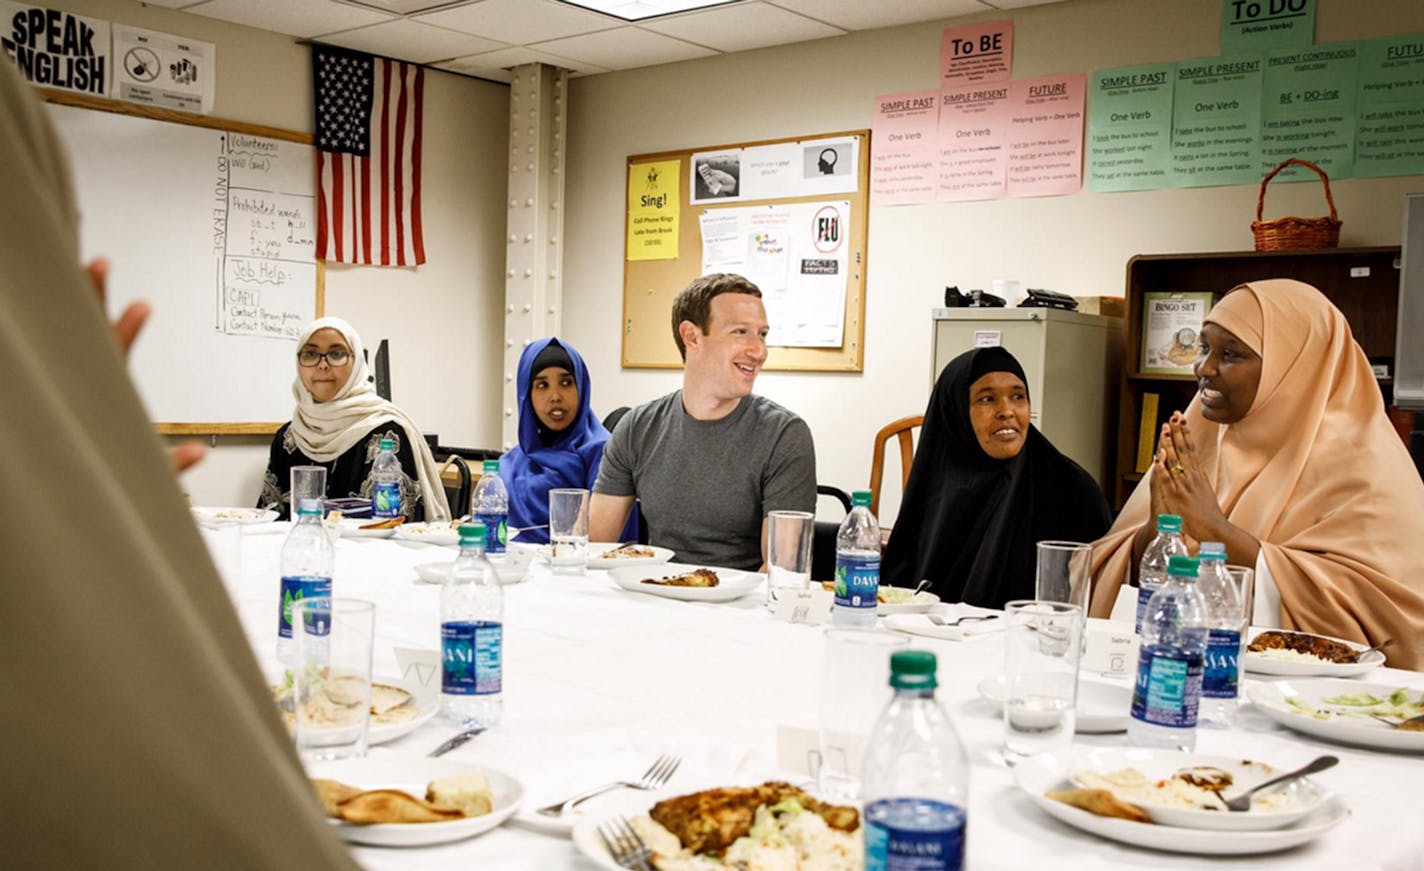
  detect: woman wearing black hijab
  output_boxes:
[882,347,1112,608]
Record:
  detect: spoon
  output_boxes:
[912,579,932,597]
[1354,638,1395,662]
[1369,713,1424,732]
[1217,755,1338,812]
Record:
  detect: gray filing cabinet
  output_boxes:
[930,308,1121,489]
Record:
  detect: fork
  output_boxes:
[596,814,654,871]
[536,754,680,817]
[928,614,992,627]
[1217,755,1337,812]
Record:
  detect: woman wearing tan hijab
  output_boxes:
[1090,279,1424,669]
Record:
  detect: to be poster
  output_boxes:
[626,160,679,261]
[0,2,109,96]
[1087,63,1174,192]
[942,20,1012,87]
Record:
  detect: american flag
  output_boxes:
[313,44,425,266]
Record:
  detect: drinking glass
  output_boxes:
[1002,600,1082,766]
[290,465,327,512]
[1034,541,1093,615]
[548,488,590,574]
[292,597,375,761]
[816,628,908,802]
[765,510,814,608]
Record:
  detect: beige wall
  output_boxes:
[35,0,510,507]
[564,0,1424,524]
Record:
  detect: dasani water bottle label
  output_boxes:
[442,620,502,695]
[835,552,879,610]
[1202,628,1241,699]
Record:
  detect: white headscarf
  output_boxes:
[289,317,449,521]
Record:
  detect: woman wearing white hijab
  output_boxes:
[259,316,449,520]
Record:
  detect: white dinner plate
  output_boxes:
[328,517,402,539]
[271,675,438,747]
[585,542,676,570]
[307,753,522,847]
[394,523,461,547]
[876,589,941,615]
[1247,678,1424,753]
[413,551,533,585]
[1243,629,1384,677]
[1014,753,1348,855]
[1067,747,1330,831]
[977,675,1132,734]
[607,563,762,603]
[191,506,277,525]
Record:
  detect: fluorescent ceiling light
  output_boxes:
[555,0,742,22]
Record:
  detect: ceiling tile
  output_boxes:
[317,18,508,63]
[641,2,844,53]
[343,0,469,12]
[765,0,991,31]
[418,0,618,45]
[185,0,395,38]
[435,45,610,78]
[534,26,716,69]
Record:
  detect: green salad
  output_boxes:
[1286,688,1424,721]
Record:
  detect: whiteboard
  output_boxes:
[46,100,318,427]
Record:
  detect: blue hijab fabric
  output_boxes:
[499,338,609,543]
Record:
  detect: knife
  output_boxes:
[427,726,486,757]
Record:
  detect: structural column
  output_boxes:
[503,62,568,449]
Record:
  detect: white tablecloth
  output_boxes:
[215,528,1424,871]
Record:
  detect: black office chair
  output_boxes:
[810,484,852,582]
[602,406,632,433]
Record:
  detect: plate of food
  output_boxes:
[813,582,941,614]
[1015,752,1347,854]
[394,522,462,547]
[1243,629,1384,677]
[327,515,405,539]
[1247,678,1424,753]
[272,675,438,746]
[585,542,676,570]
[572,781,860,871]
[977,675,1132,734]
[413,548,534,585]
[607,563,762,603]
[1066,748,1331,831]
[191,506,277,525]
[308,753,522,847]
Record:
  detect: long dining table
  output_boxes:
[211,524,1424,871]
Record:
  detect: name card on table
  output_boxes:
[395,647,442,705]
[772,588,834,625]
[1082,625,1139,678]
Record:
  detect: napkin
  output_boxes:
[884,604,1004,641]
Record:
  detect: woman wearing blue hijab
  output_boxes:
[500,337,633,543]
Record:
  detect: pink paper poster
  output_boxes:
[937,83,1012,202]
[871,90,940,206]
[942,20,1013,86]
[1005,74,1087,198]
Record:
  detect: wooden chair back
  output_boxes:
[869,415,923,516]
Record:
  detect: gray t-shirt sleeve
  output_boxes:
[593,415,636,497]
[761,416,817,515]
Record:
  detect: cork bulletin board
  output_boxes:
[622,130,870,372]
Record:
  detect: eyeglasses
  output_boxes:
[297,349,352,367]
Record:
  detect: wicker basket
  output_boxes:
[1251,158,1341,251]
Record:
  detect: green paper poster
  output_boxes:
[1172,56,1264,188]
[1260,43,1358,180]
[1087,63,1174,192]
[1356,32,1424,178]
[1221,0,1316,55]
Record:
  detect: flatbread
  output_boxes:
[1046,788,1152,823]
[336,790,465,824]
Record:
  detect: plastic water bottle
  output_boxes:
[471,460,509,556]
[371,437,402,518]
[833,490,880,628]
[277,497,333,664]
[441,522,503,727]
[862,650,968,871]
[1129,555,1208,749]
[1197,542,1243,727]
[1135,514,1188,634]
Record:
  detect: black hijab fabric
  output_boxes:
[882,347,1112,608]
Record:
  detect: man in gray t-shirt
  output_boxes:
[590,274,816,570]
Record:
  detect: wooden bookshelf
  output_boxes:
[1113,247,1403,509]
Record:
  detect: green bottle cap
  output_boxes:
[1156,514,1182,532]
[1167,554,1199,578]
[379,438,395,451]
[483,459,500,474]
[296,498,323,517]
[459,521,486,544]
[889,650,937,690]
[851,490,872,508]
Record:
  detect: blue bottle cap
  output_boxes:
[1199,541,1226,559]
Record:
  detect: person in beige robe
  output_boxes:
[1089,279,1424,669]
[0,61,357,867]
